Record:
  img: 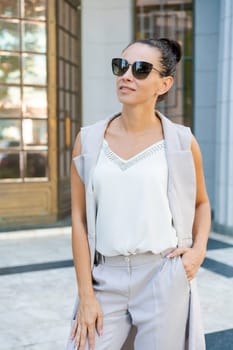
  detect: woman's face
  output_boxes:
[115,43,171,107]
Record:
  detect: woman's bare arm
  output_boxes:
[190,136,211,256]
[70,132,103,350]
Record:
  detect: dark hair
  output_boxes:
[123,38,182,101]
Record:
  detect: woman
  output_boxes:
[66,38,211,350]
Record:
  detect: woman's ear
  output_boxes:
[158,76,174,96]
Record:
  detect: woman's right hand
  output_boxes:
[70,294,103,350]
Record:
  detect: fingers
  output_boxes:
[78,325,88,350]
[167,247,189,258]
[74,323,83,348]
[96,311,103,337]
[70,318,78,340]
[73,322,98,350]
[166,247,197,280]
[87,324,95,350]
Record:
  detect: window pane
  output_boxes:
[71,37,77,63]
[58,0,64,26]
[0,53,20,84]
[58,30,64,58]
[0,20,20,51]
[0,119,21,148]
[65,62,70,90]
[64,32,70,61]
[23,119,47,149]
[24,0,46,20]
[59,120,64,149]
[71,121,77,145]
[71,66,77,92]
[64,1,70,31]
[0,0,19,17]
[22,22,46,53]
[71,7,78,36]
[71,94,77,121]
[0,152,20,179]
[25,151,47,177]
[59,151,64,178]
[0,86,21,117]
[66,149,71,176]
[23,87,47,118]
[59,91,64,111]
[59,59,64,87]
[23,54,46,85]
[65,93,70,111]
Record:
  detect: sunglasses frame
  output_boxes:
[112,58,164,80]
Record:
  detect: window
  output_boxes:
[135,0,193,127]
[0,0,48,181]
[57,0,81,179]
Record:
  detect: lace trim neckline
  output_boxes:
[103,139,165,171]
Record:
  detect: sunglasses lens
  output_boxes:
[132,61,153,79]
[112,58,129,76]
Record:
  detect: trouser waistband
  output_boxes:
[95,248,174,267]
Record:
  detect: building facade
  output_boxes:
[0,0,232,236]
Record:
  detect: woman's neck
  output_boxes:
[119,105,160,134]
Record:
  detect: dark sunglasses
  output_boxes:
[112,58,164,80]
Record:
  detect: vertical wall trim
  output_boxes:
[47,0,58,215]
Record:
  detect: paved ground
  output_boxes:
[0,228,232,350]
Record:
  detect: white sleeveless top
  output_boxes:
[92,139,178,256]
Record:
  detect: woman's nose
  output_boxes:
[122,65,133,80]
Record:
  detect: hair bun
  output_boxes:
[159,38,182,63]
[170,40,182,63]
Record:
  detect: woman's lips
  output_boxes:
[119,85,136,92]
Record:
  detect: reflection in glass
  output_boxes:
[23,87,47,118]
[0,152,20,178]
[23,54,46,85]
[0,20,20,51]
[0,86,21,117]
[24,0,46,20]
[25,151,47,177]
[23,119,47,148]
[0,119,21,148]
[23,22,46,53]
[0,54,20,84]
[0,0,19,17]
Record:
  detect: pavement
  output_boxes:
[0,227,233,350]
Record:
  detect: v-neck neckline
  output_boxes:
[102,138,165,171]
[103,138,165,162]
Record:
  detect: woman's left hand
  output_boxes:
[167,247,206,281]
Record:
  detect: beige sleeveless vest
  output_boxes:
[73,111,196,268]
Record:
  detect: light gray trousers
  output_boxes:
[66,253,205,350]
